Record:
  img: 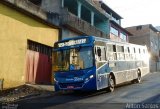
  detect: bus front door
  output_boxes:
[96,63,108,90]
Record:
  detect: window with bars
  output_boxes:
[27,40,52,56]
[28,0,42,6]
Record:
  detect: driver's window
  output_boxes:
[70,49,79,70]
[95,46,106,61]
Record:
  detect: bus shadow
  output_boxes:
[115,81,135,88]
[16,90,109,109]
[16,81,140,109]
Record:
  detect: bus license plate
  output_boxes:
[67,86,74,89]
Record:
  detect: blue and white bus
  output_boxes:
[52,36,149,92]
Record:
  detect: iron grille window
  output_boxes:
[28,0,42,6]
[27,40,52,56]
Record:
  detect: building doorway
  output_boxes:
[25,40,52,84]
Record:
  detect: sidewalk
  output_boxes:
[0,84,55,103]
[26,84,55,92]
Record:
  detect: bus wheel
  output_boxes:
[108,75,115,92]
[135,70,141,83]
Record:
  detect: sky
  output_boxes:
[103,0,160,28]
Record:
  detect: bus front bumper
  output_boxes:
[54,77,96,91]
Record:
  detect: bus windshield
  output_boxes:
[53,47,93,71]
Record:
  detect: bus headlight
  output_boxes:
[85,75,94,83]
[89,75,94,79]
[54,78,58,82]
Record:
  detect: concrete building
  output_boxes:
[38,0,131,41]
[100,2,132,42]
[0,0,59,88]
[126,24,160,72]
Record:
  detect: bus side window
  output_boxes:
[107,44,116,61]
[134,48,136,53]
[96,46,107,61]
[141,48,144,60]
[138,48,141,60]
[104,47,107,60]
[95,47,97,54]
[95,46,98,60]
[124,46,130,60]
[129,47,133,60]
[117,45,124,60]
[143,49,146,54]
[97,47,101,61]
[113,45,117,60]
[113,45,116,52]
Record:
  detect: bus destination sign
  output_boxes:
[58,38,87,47]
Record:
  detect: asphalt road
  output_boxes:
[16,72,160,109]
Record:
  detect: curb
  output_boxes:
[15,92,57,103]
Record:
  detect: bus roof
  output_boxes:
[54,36,147,49]
[94,36,146,48]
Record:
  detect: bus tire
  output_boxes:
[107,74,115,92]
[135,70,141,83]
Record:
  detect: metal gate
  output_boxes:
[25,40,52,84]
